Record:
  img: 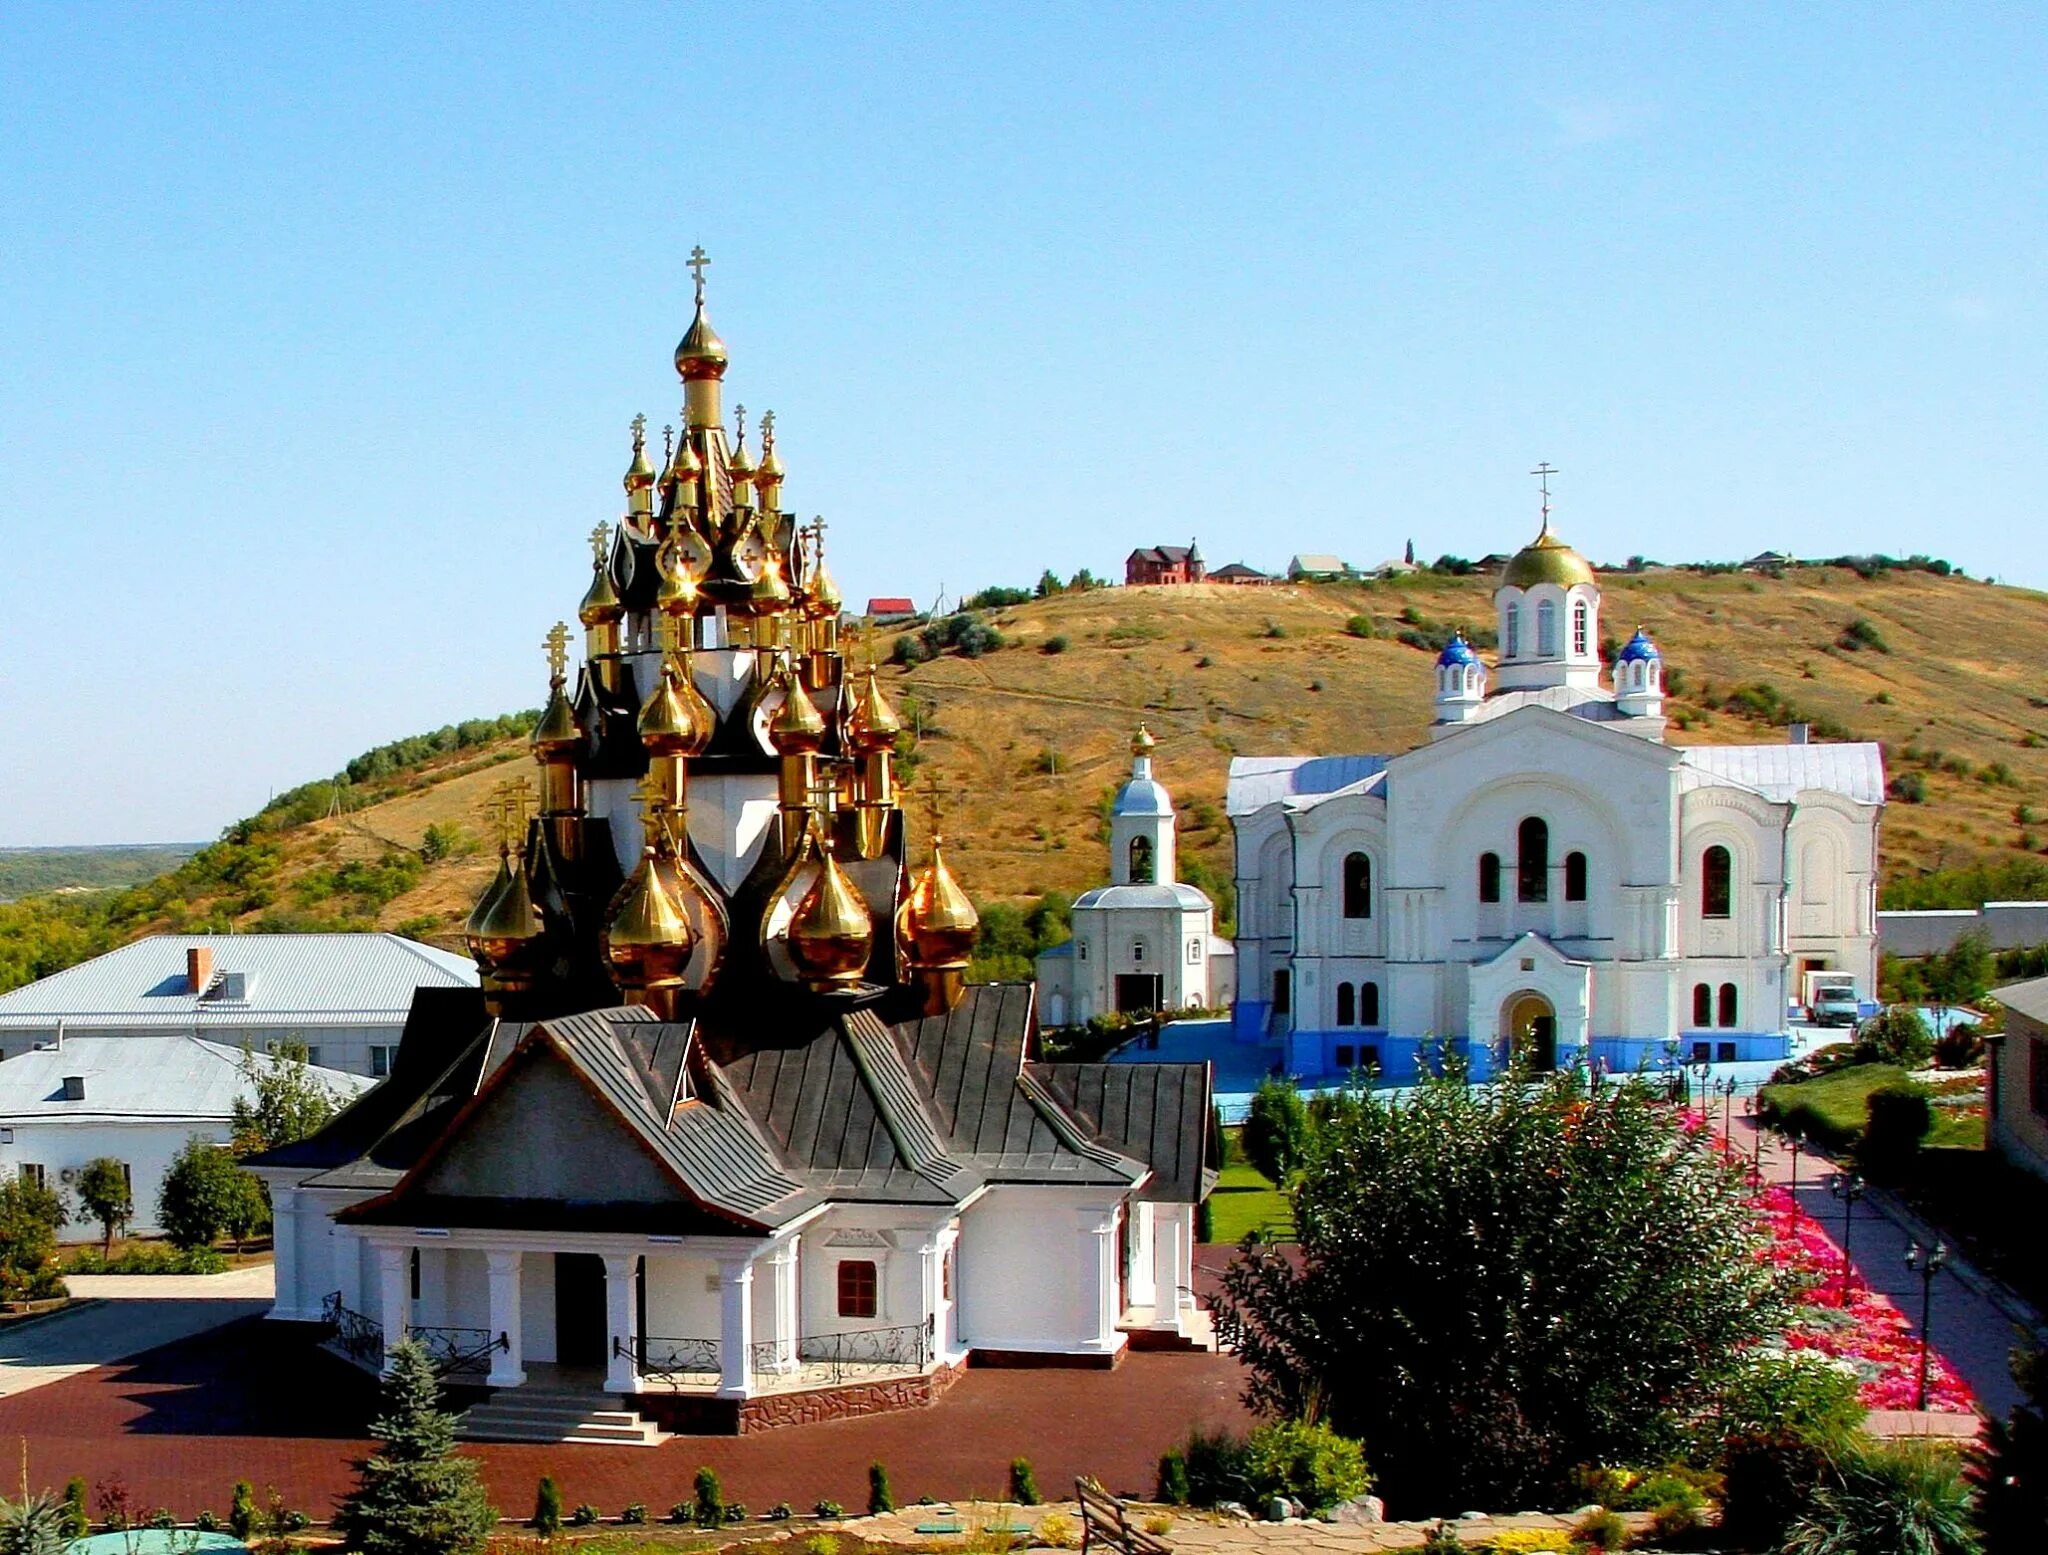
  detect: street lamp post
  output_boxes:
[1827,1172,1866,1306]
[1690,1058,1711,1115]
[1742,1096,1763,1184]
[1903,1241,1949,1410]
[1715,1078,1740,1158]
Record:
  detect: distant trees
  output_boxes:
[158,1139,267,1252]
[74,1158,132,1256]
[232,1041,341,1153]
[0,1176,67,1301]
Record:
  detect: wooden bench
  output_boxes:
[1076,1477,1172,1555]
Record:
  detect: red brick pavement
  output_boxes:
[1,1318,1252,1520]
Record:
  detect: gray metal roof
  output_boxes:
[1227,755,1391,816]
[1073,883,1213,911]
[1468,686,1626,723]
[1678,743,1885,805]
[0,934,478,1032]
[0,1034,373,1122]
[1993,975,2048,1027]
[1033,1060,1215,1203]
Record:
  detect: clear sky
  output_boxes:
[3,5,2045,846]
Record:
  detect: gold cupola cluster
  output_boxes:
[464,249,976,1021]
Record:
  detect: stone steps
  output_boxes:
[456,1389,669,1447]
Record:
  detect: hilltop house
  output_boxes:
[0,934,479,1077]
[1126,543,1206,587]
[1286,554,1353,582]
[1208,563,1275,586]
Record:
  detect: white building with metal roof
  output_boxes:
[0,934,479,1078]
[0,1033,373,1242]
[1229,523,1883,1084]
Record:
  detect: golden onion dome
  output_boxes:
[896,840,979,969]
[728,440,758,482]
[846,668,902,753]
[674,305,729,381]
[1502,527,1597,590]
[656,557,699,616]
[769,669,826,753]
[807,558,843,617]
[757,444,786,484]
[1132,723,1157,755]
[532,685,581,758]
[746,554,791,611]
[638,661,707,757]
[602,845,696,990]
[466,850,542,968]
[579,555,624,627]
[788,845,874,985]
[624,438,656,495]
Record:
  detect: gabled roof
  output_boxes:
[1677,743,1885,805]
[1208,562,1271,581]
[1227,755,1392,817]
[0,1034,374,1123]
[1993,975,2048,1026]
[1129,546,1194,565]
[866,597,918,616]
[1288,553,1348,574]
[0,933,477,1031]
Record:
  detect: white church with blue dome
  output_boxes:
[1228,520,1884,1085]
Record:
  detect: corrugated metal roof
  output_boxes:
[0,934,478,1031]
[1469,686,1626,723]
[1993,975,2048,1026]
[1073,883,1213,910]
[1227,756,1391,816]
[0,1034,373,1121]
[1678,743,1886,804]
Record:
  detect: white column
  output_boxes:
[375,1243,410,1373]
[1077,1210,1119,1352]
[1150,1206,1183,1333]
[485,1250,525,1388]
[717,1257,755,1396]
[602,1253,640,1394]
[767,1244,799,1371]
[269,1188,302,1321]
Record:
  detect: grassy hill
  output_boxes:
[0,845,198,903]
[9,562,2048,984]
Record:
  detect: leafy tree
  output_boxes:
[1970,1347,2048,1552]
[74,1158,132,1256]
[0,1492,68,1555]
[1858,1006,1935,1068]
[157,1137,266,1251]
[1213,1066,1793,1516]
[333,1338,496,1555]
[1239,1078,1310,1185]
[0,1176,67,1301]
[231,1040,339,1152]
[1926,932,1993,1015]
[1034,570,1065,598]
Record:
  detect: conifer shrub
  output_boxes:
[867,1463,894,1516]
[813,1500,844,1519]
[532,1476,562,1536]
[1008,1458,1039,1506]
[666,1503,692,1525]
[193,1510,220,1533]
[725,1504,747,1523]
[620,1503,647,1526]
[60,1482,87,1542]
[331,1339,496,1555]
[693,1468,724,1529]
[1156,1450,1191,1506]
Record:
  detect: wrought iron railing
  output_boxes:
[321,1290,384,1371]
[412,1323,507,1380]
[790,1319,934,1385]
[619,1334,721,1388]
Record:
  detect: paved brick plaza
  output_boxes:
[0,1319,1251,1518]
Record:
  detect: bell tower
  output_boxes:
[1109,726,1177,886]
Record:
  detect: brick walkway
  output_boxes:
[0,1319,1251,1519]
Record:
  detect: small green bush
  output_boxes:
[1181,1426,1251,1507]
[620,1503,646,1526]
[1156,1450,1191,1506]
[1569,1508,1627,1551]
[1240,1418,1371,1513]
[193,1510,220,1533]
[1783,1439,1976,1555]
[1418,1523,1469,1555]
[868,1463,894,1516]
[726,1504,748,1523]
[1721,1429,1839,1548]
[567,1503,598,1527]
[227,1482,255,1542]
[693,1467,724,1528]
[667,1502,692,1525]
[766,1503,794,1521]
[532,1476,562,1536]
[1862,1085,1935,1176]
[1857,1006,1936,1067]
[61,1481,88,1542]
[1042,635,1069,655]
[1934,1022,1986,1069]
[1008,1458,1040,1506]
[813,1500,844,1519]
[1343,615,1376,639]
[1892,771,1929,803]
[146,1509,176,1531]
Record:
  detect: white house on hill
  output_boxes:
[0,934,479,1077]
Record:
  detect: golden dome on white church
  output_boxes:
[1502,525,1596,590]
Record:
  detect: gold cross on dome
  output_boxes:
[687,245,710,303]
[630,412,647,447]
[543,622,572,679]
[733,403,747,449]
[655,610,685,656]
[811,513,828,554]
[589,521,611,565]
[662,424,675,467]
[1530,462,1558,533]
[760,409,776,453]
[632,773,668,824]
[503,777,535,838]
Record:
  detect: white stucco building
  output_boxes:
[1230,523,1883,1084]
[0,934,479,1078]
[0,1033,372,1242]
[1035,729,1233,1025]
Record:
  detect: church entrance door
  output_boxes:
[1503,992,1557,1070]
[554,1253,607,1369]
[1115,974,1163,1015]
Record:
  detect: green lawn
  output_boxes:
[1760,1062,1913,1148]
[1205,1157,1292,1244]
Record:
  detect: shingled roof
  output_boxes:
[258,984,1209,1234]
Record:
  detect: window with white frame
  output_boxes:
[1187,939,1202,963]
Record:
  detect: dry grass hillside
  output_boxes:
[210,565,2048,950]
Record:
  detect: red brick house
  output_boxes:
[1125,541,1206,586]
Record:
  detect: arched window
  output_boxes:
[1702,845,1733,919]
[1128,835,1155,884]
[1360,981,1380,1026]
[1271,969,1291,1015]
[1132,938,1147,963]
[1693,983,1713,1027]
[1504,603,1521,657]
[1518,817,1549,903]
[1077,939,1088,961]
[1718,983,1739,1028]
[1572,599,1589,656]
[1187,938,1202,963]
[1479,852,1502,904]
[1537,599,1558,656]
[1564,851,1588,902]
[1336,983,1355,1026]
[1342,852,1372,918]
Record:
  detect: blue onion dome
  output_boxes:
[1437,632,1478,668]
[1616,626,1660,663]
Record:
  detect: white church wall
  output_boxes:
[956,1187,1122,1354]
[643,1251,723,1338]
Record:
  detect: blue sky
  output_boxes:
[3,5,2044,845]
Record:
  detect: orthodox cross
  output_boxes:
[632,772,670,827]
[543,622,572,680]
[1530,462,1558,534]
[760,409,776,454]
[655,609,686,657]
[630,412,647,448]
[810,513,828,556]
[589,521,611,565]
[662,423,675,468]
[687,245,710,304]
[733,403,747,450]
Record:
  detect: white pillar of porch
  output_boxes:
[1077,1209,1118,1350]
[485,1250,526,1388]
[375,1243,410,1373]
[717,1256,755,1397]
[269,1188,303,1321]
[766,1244,799,1372]
[918,1228,956,1360]
[1149,1205,1184,1333]
[1175,1204,1198,1315]
[603,1253,640,1394]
